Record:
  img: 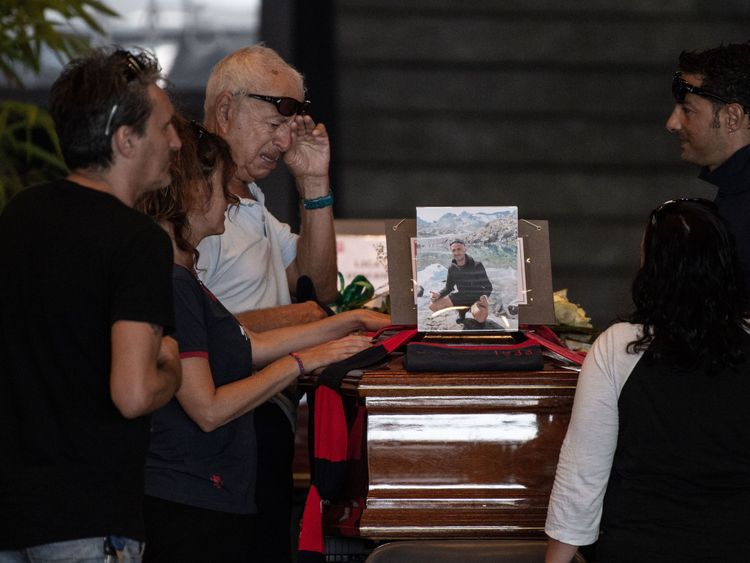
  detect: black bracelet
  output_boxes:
[302,190,333,210]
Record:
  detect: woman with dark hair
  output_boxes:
[137,116,389,562]
[545,199,750,563]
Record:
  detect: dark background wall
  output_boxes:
[4,1,750,329]
[308,1,750,328]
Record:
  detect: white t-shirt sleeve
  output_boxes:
[265,210,298,269]
[544,322,643,546]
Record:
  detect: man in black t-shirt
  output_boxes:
[430,239,493,323]
[0,48,182,561]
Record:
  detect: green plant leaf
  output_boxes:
[0,0,118,211]
[0,100,67,208]
[0,0,120,87]
[333,274,376,313]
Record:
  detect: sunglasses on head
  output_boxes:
[238,92,311,116]
[116,50,149,82]
[650,197,718,225]
[104,50,150,136]
[671,71,745,108]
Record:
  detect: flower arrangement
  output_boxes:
[552,289,594,352]
[553,289,592,329]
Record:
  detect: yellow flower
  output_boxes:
[553,289,592,328]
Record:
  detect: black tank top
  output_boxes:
[597,344,750,563]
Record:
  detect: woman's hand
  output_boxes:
[296,334,373,373]
[249,310,390,368]
[344,309,392,332]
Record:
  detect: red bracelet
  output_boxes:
[289,352,305,376]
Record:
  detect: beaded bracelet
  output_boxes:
[302,190,334,210]
[289,352,305,376]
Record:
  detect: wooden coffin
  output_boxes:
[301,356,578,540]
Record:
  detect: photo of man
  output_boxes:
[416,206,519,332]
[429,239,493,324]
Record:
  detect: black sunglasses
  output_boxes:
[239,93,311,116]
[671,71,745,108]
[117,50,149,81]
[104,50,150,136]
[650,197,718,225]
[189,120,209,140]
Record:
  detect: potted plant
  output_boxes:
[0,0,117,210]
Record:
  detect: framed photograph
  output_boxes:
[416,206,519,332]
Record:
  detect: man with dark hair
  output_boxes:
[0,48,182,561]
[430,239,493,323]
[666,41,750,287]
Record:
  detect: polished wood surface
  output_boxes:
[301,356,578,540]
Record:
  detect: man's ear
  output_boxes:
[725,103,747,132]
[214,91,234,135]
[112,125,138,159]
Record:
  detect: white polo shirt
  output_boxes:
[197,183,298,315]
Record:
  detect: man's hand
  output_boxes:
[158,335,180,370]
[284,114,337,301]
[284,115,330,196]
[430,291,440,302]
[110,321,181,418]
[157,335,182,393]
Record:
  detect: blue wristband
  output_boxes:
[302,191,333,210]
